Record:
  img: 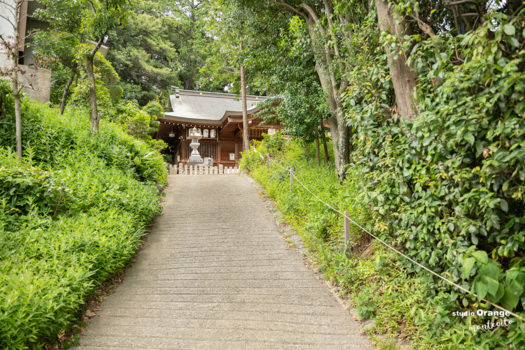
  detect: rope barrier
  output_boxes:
[252,148,524,321]
[292,175,524,321]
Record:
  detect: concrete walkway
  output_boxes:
[75,175,373,350]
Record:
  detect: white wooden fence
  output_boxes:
[169,163,240,175]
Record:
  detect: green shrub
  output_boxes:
[2,100,168,186]
[0,92,166,348]
[0,154,73,216]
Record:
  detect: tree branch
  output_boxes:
[89,34,106,59]
[298,3,321,26]
[444,0,477,6]
[410,12,437,39]
[275,0,303,17]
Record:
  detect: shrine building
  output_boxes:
[157,89,281,167]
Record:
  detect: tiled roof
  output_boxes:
[164,90,266,123]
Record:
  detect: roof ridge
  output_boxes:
[177,89,266,100]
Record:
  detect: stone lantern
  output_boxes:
[187,127,204,165]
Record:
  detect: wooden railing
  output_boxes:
[169,163,240,175]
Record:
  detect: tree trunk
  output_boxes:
[307,20,348,179]
[85,55,99,136]
[335,106,350,181]
[13,82,22,159]
[320,118,329,164]
[274,1,350,179]
[85,37,106,136]
[86,55,99,136]
[322,133,330,164]
[312,54,341,172]
[59,69,75,115]
[240,63,249,152]
[315,135,320,165]
[0,88,4,118]
[7,0,25,159]
[375,0,418,120]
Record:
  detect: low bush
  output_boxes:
[241,136,525,349]
[0,83,166,348]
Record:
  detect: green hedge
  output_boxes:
[0,87,166,348]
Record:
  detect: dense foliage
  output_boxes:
[0,82,167,348]
[347,8,525,313]
[241,137,525,349]
[105,0,211,105]
[230,0,524,320]
[1,0,523,347]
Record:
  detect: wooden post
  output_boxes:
[289,167,294,192]
[266,154,270,169]
[344,211,350,248]
[234,143,239,166]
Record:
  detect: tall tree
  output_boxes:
[230,0,354,180]
[33,0,85,114]
[107,0,217,106]
[107,0,180,105]
[32,31,80,114]
[256,14,330,149]
[208,0,335,162]
[38,0,130,135]
[0,0,26,159]
[205,0,255,151]
[175,0,209,90]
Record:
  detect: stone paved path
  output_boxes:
[75,175,374,350]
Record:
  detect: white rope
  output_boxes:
[254,149,523,321]
[291,173,524,321]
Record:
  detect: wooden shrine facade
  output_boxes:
[157,90,282,166]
